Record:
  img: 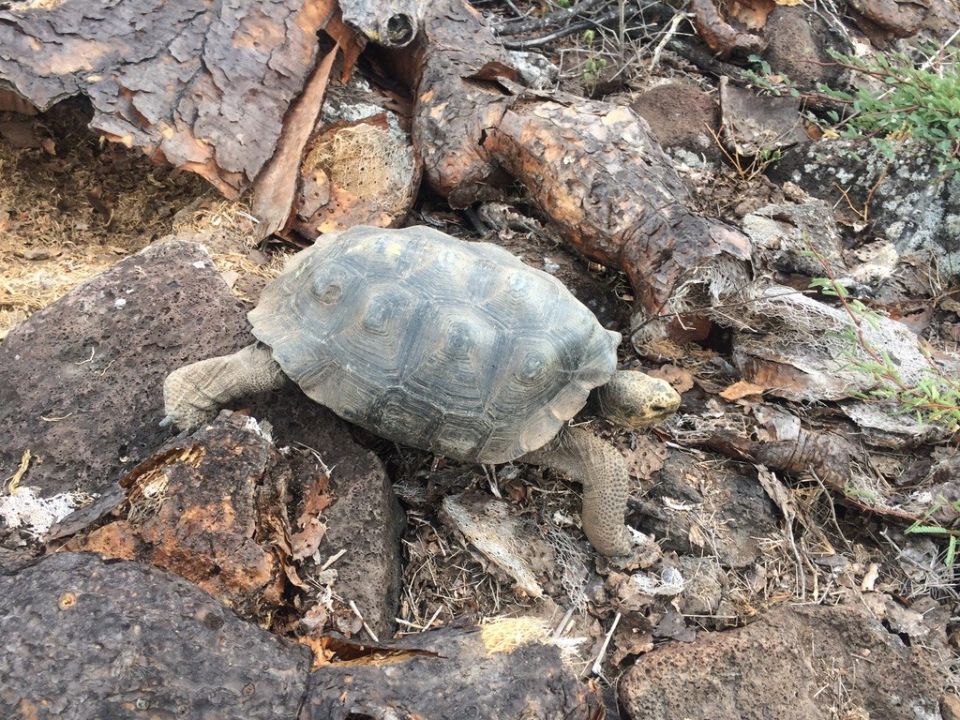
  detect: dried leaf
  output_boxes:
[728,0,777,29]
[719,380,765,401]
[624,436,668,480]
[687,523,707,549]
[755,466,797,527]
[649,365,695,393]
[291,517,328,561]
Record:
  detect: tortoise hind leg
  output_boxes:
[519,426,632,557]
[162,342,286,431]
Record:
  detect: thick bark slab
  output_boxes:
[0,0,359,200]
[64,412,292,619]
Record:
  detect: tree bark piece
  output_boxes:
[0,0,347,197]
[64,412,292,620]
[689,0,768,58]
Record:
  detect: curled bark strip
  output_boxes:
[690,0,767,58]
[252,45,338,238]
[752,429,853,491]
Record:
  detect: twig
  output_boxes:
[422,605,443,632]
[552,606,576,640]
[349,600,380,643]
[319,548,346,572]
[501,9,621,49]
[648,11,688,71]
[5,449,31,492]
[40,412,75,422]
[494,0,606,34]
[591,611,621,677]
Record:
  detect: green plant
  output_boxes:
[807,272,960,433]
[744,54,801,98]
[815,44,960,173]
[905,498,960,569]
[581,56,607,87]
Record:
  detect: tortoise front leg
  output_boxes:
[519,425,632,557]
[162,342,286,431]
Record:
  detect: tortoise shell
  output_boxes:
[249,225,620,463]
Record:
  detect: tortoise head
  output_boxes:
[593,370,681,429]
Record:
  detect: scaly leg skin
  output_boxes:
[519,425,632,557]
[162,342,286,431]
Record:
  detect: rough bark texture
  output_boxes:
[296,76,421,235]
[689,0,767,58]
[0,552,311,720]
[0,0,346,197]
[300,625,602,719]
[410,0,751,338]
[64,412,292,620]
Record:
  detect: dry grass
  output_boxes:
[0,101,210,337]
[0,101,296,337]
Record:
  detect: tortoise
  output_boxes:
[162,225,681,556]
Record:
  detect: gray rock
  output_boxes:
[620,603,946,720]
[719,78,808,157]
[769,140,960,273]
[0,552,310,719]
[0,239,247,498]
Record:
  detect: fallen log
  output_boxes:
[0,0,752,339]
[406,0,752,341]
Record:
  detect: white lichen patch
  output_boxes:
[241,414,274,443]
[0,486,93,539]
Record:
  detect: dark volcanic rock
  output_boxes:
[301,625,601,719]
[631,81,720,161]
[0,552,310,719]
[0,236,404,636]
[761,7,849,88]
[0,239,249,497]
[620,603,946,720]
[631,450,779,568]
